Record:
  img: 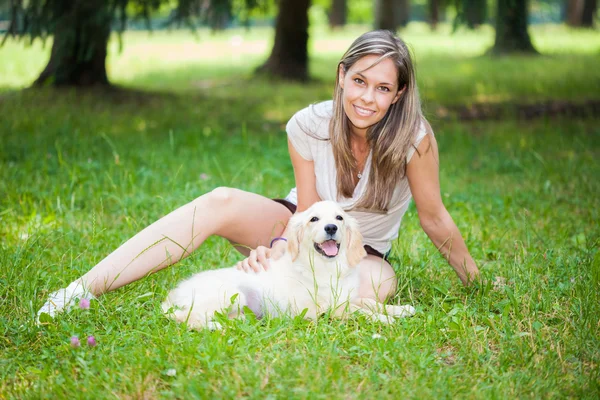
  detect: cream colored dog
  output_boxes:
[162,201,415,329]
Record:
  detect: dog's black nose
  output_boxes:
[324,224,338,235]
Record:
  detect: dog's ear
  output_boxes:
[286,213,305,262]
[346,216,367,267]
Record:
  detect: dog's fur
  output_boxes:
[162,201,415,329]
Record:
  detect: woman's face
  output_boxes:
[339,55,403,139]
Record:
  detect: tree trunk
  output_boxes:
[465,0,487,28]
[566,0,585,26]
[34,0,112,87]
[207,0,233,32]
[492,0,537,54]
[329,0,346,29]
[429,0,441,30]
[374,0,396,31]
[581,0,597,27]
[256,0,310,81]
[395,0,411,28]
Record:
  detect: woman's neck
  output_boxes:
[350,134,369,155]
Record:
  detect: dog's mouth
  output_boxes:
[314,239,340,258]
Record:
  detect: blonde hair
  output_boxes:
[330,30,424,212]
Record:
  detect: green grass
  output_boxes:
[1,24,599,398]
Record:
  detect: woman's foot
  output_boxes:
[36,280,95,324]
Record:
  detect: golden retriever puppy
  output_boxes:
[162,201,415,329]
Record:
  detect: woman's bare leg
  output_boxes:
[79,187,292,295]
[358,255,398,303]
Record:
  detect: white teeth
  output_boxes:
[354,105,375,117]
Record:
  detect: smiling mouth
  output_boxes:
[353,105,375,117]
[314,240,340,258]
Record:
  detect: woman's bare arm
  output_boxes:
[406,133,480,285]
[288,139,321,211]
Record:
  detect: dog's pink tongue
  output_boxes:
[321,240,338,256]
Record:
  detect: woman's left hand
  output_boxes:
[235,239,287,273]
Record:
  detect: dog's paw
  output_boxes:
[369,313,395,324]
[206,321,223,331]
[386,304,416,318]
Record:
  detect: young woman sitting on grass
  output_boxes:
[38,30,480,321]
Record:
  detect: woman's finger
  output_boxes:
[247,250,263,273]
[256,246,272,270]
[243,257,253,273]
[239,261,249,273]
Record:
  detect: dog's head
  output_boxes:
[286,201,366,267]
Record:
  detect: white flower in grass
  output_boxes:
[371,333,383,339]
[165,369,177,377]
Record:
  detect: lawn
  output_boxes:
[0,24,599,398]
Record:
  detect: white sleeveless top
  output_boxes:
[284,100,430,254]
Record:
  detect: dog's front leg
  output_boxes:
[350,298,415,323]
[348,301,394,323]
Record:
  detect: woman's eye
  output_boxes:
[310,217,319,222]
[353,78,364,85]
[379,86,390,92]
[336,215,343,221]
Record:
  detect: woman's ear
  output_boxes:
[338,63,346,88]
[286,214,304,262]
[391,84,406,105]
[346,217,367,267]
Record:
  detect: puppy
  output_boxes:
[162,201,415,329]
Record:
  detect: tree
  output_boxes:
[567,0,597,27]
[328,0,346,28]
[429,0,442,30]
[492,0,537,54]
[566,0,585,25]
[395,0,410,28]
[453,0,486,30]
[374,0,410,31]
[256,0,311,81]
[581,0,597,27]
[464,0,487,28]
[374,0,396,31]
[2,0,262,87]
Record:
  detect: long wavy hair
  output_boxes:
[330,30,424,212]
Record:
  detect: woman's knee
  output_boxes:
[359,258,398,303]
[194,187,240,211]
[207,186,240,204]
[185,187,243,227]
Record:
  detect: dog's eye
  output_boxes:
[336,215,343,221]
[310,217,319,222]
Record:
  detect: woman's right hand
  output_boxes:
[235,239,287,273]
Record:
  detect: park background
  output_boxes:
[0,0,599,398]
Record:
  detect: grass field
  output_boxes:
[0,24,599,398]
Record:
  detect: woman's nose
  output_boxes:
[360,87,374,104]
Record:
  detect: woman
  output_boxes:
[37,30,480,321]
